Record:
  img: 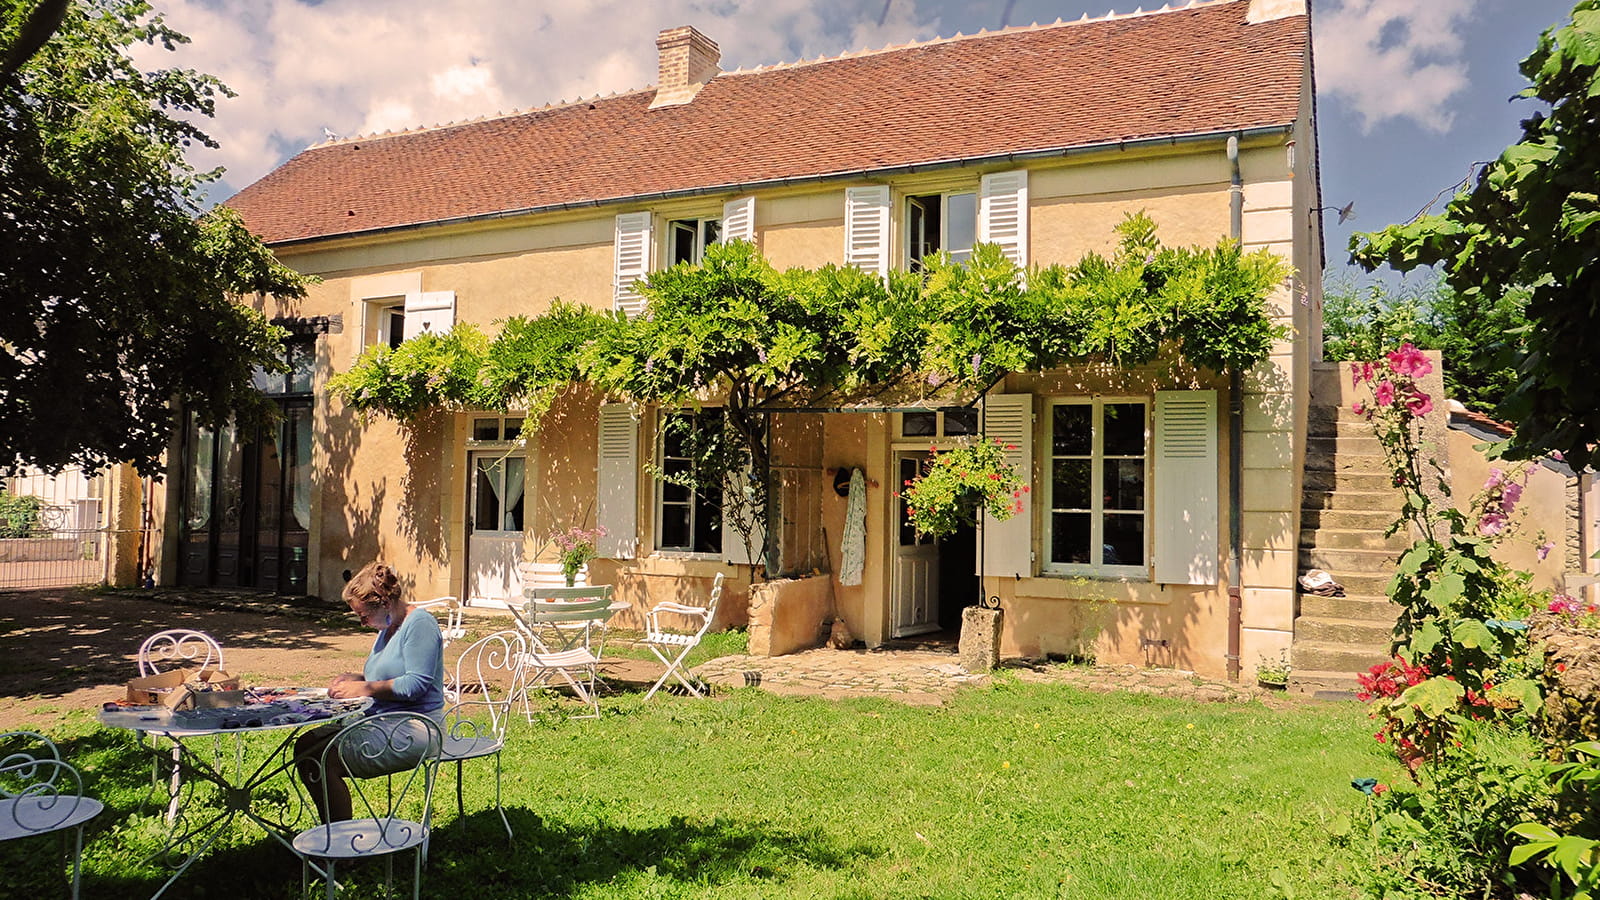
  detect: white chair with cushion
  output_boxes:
[641,572,724,700]
[291,712,443,900]
[514,586,616,719]
[440,629,525,840]
[0,731,104,900]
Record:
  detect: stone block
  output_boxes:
[747,575,834,657]
[960,606,1003,673]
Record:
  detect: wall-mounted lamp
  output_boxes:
[1313,201,1356,224]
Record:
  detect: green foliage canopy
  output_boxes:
[0,0,310,475]
[1350,2,1600,469]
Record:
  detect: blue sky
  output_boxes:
[148,0,1579,287]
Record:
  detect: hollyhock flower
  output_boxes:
[1538,542,1555,561]
[1503,481,1523,507]
[1352,400,1366,415]
[1374,380,1395,407]
[1386,343,1433,378]
[1484,468,1506,489]
[1404,391,1433,417]
[1478,512,1508,536]
[1351,363,1363,387]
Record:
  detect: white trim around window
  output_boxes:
[1042,397,1150,579]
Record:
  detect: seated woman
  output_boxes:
[295,561,445,822]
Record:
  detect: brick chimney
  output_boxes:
[649,26,720,109]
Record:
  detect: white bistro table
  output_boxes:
[98,689,371,900]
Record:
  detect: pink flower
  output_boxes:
[1404,391,1433,417]
[1386,343,1433,378]
[1484,468,1505,489]
[1550,595,1581,616]
[1478,511,1508,536]
[1503,481,1523,511]
[1538,542,1555,561]
[1351,363,1365,387]
[1351,400,1366,416]
[1374,380,1395,408]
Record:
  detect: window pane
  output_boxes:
[902,412,936,437]
[660,506,690,549]
[287,342,314,393]
[1052,405,1091,455]
[250,365,282,395]
[473,461,500,532]
[1103,403,1146,456]
[942,408,977,435]
[1051,459,1091,509]
[671,221,697,265]
[1051,512,1091,564]
[946,192,976,257]
[503,418,523,441]
[473,418,499,440]
[386,308,406,349]
[908,195,938,269]
[702,219,721,248]
[693,490,721,553]
[503,457,525,531]
[1103,458,1146,511]
[1104,514,1145,566]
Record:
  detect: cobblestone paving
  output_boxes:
[689,647,1285,707]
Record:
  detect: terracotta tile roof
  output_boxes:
[228,0,1308,246]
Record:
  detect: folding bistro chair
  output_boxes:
[513,586,616,719]
[439,629,525,840]
[291,712,443,900]
[0,731,104,900]
[641,572,724,700]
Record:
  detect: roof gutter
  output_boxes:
[265,124,1295,250]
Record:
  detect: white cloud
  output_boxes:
[139,0,949,195]
[1314,0,1478,133]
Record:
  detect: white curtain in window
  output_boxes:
[503,457,525,531]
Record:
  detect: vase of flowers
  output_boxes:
[900,438,1027,539]
[551,525,606,586]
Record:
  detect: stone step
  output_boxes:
[1300,546,1404,573]
[1290,639,1391,675]
[1300,507,1402,532]
[1297,592,1399,621]
[1307,434,1386,458]
[1286,669,1363,697]
[1299,527,1411,552]
[1293,615,1397,644]
[1307,572,1393,596]
[1303,469,1396,492]
[1301,488,1404,514]
[1304,450,1390,472]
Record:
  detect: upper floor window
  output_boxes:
[469,416,524,443]
[361,296,407,350]
[669,218,721,266]
[250,337,315,397]
[907,191,976,270]
[1046,399,1148,575]
[656,410,724,554]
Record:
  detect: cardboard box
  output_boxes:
[126,667,241,708]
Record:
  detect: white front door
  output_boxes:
[892,452,939,637]
[467,451,526,607]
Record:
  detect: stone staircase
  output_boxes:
[1289,366,1407,695]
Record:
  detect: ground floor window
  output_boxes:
[655,411,725,554]
[1046,398,1148,576]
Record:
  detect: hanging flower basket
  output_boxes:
[900,437,1027,539]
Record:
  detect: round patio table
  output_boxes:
[98,690,371,900]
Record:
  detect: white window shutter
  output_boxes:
[978,393,1034,578]
[721,461,763,565]
[403,290,455,338]
[1153,390,1219,585]
[979,170,1029,269]
[722,196,756,245]
[613,212,653,317]
[844,186,890,278]
[596,403,639,559]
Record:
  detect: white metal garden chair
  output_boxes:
[291,712,443,900]
[513,586,616,719]
[0,731,104,900]
[406,596,465,648]
[641,572,724,700]
[439,629,525,841]
[136,628,227,822]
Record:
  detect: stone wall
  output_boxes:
[748,575,833,657]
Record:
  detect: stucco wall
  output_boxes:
[1447,428,1576,593]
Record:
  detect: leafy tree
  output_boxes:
[1321,275,1529,416]
[1,0,309,476]
[1351,1,1600,469]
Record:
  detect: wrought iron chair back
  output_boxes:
[0,731,104,900]
[137,629,225,676]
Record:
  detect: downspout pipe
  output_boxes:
[1225,134,1244,683]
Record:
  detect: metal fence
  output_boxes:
[0,527,160,590]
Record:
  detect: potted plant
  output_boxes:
[900,437,1027,539]
[1255,650,1291,690]
[551,525,606,586]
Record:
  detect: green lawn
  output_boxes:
[8,675,1395,899]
